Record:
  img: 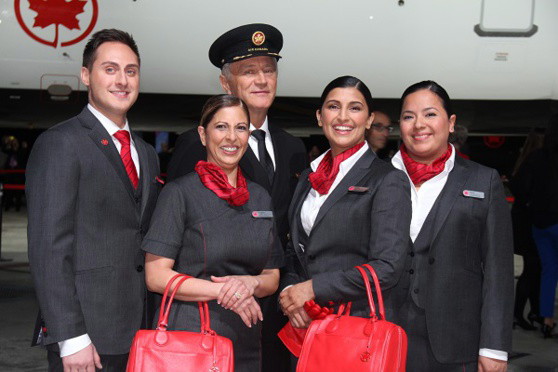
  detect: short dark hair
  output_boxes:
[319,76,374,115]
[400,80,453,118]
[200,94,250,129]
[82,29,140,70]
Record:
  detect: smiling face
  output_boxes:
[399,89,456,164]
[81,41,140,128]
[317,87,373,156]
[198,105,250,173]
[219,56,277,115]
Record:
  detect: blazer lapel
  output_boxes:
[79,107,136,201]
[290,172,312,277]
[134,134,150,219]
[310,150,375,235]
[429,157,472,244]
[240,147,272,192]
[269,124,284,196]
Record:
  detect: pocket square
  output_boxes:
[463,190,484,199]
[348,186,369,193]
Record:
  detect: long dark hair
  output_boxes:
[544,114,558,173]
[319,76,373,115]
[199,94,250,128]
[400,80,453,118]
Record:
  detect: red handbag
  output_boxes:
[127,274,234,372]
[296,264,407,372]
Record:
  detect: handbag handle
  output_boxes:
[157,273,216,334]
[157,274,192,330]
[361,264,386,320]
[355,265,377,319]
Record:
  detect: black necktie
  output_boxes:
[251,129,274,185]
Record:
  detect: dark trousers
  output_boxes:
[48,351,128,372]
[260,293,292,372]
[514,253,541,318]
[403,301,477,372]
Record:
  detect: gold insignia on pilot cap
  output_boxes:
[252,31,265,46]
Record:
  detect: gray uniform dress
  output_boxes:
[142,172,284,372]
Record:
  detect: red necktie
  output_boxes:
[309,141,365,195]
[400,144,452,186]
[113,130,139,189]
[194,161,249,206]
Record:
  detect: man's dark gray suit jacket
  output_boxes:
[26,107,160,354]
[282,149,412,320]
[406,156,514,363]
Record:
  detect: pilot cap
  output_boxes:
[209,23,283,68]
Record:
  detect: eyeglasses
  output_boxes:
[371,123,394,133]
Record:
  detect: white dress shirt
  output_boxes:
[301,142,369,236]
[392,145,507,362]
[249,117,276,169]
[88,103,140,178]
[58,105,141,358]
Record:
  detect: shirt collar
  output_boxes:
[87,103,131,136]
[392,144,456,176]
[311,141,370,172]
[250,116,269,134]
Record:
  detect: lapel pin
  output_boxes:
[349,186,369,193]
[463,190,485,199]
[101,139,109,146]
[155,176,165,185]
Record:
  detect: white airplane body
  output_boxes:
[0,0,557,135]
[1,0,557,99]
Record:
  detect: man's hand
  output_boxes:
[478,356,507,372]
[279,280,314,316]
[62,343,102,372]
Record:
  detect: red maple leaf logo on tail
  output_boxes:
[28,0,86,47]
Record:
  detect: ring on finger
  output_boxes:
[234,291,242,299]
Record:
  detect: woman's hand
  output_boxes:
[279,280,315,316]
[211,275,258,309]
[287,308,312,329]
[229,295,263,328]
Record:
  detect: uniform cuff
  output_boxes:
[479,348,508,361]
[58,334,92,357]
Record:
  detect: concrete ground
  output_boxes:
[1,209,557,371]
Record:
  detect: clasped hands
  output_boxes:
[279,280,314,329]
[211,275,262,328]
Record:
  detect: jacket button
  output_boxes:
[136,265,144,272]
[414,288,419,294]
[409,252,415,257]
[429,257,435,264]
[134,196,140,203]
[409,269,414,274]
[308,254,316,260]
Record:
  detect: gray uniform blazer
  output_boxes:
[26,107,160,354]
[282,149,412,320]
[408,156,514,363]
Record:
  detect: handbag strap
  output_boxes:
[362,264,386,320]
[355,265,377,319]
[157,273,186,327]
[158,274,192,330]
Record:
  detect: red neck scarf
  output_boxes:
[195,161,249,206]
[400,144,452,186]
[309,141,365,195]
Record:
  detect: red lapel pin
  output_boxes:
[101,139,109,146]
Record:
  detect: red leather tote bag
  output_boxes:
[127,274,234,372]
[296,264,407,372]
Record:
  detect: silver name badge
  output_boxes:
[252,211,273,218]
[348,186,369,193]
[463,190,485,199]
